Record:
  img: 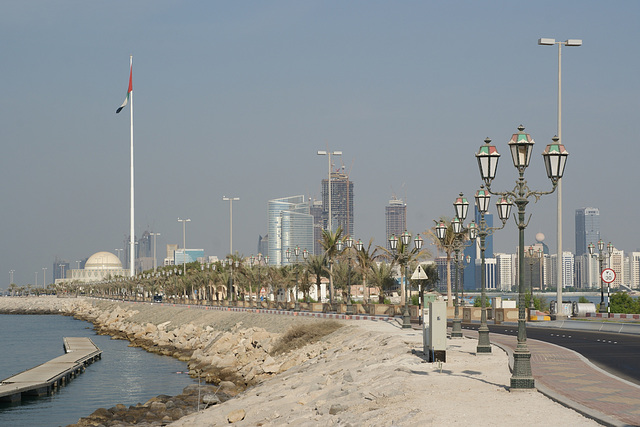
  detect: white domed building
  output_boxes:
[61,251,128,283]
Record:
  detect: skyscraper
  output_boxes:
[267,195,314,266]
[385,197,406,249]
[321,170,354,236]
[463,206,494,290]
[575,208,600,257]
[310,199,324,256]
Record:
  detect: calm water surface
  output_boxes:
[0,314,195,427]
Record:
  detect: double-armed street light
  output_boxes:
[177,218,191,276]
[317,149,342,233]
[538,37,582,315]
[472,185,511,354]
[588,240,613,313]
[476,126,569,389]
[222,197,240,256]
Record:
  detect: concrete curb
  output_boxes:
[490,337,628,427]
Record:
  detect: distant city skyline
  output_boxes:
[3,2,640,286]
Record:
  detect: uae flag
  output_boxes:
[116,61,133,114]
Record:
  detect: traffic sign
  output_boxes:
[601,268,616,284]
[411,265,429,280]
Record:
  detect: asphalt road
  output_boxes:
[461,323,640,386]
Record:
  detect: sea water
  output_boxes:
[0,314,195,427]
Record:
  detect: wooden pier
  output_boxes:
[0,337,102,403]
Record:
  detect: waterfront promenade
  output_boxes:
[0,337,101,403]
[1,297,637,426]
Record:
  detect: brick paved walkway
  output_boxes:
[486,332,640,426]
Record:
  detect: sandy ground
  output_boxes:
[169,319,599,427]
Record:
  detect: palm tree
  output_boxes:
[355,238,380,304]
[427,217,456,307]
[379,236,427,304]
[305,254,327,302]
[368,262,396,303]
[320,227,343,305]
[331,258,359,302]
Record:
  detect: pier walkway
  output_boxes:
[0,337,101,403]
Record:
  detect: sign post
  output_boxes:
[601,268,616,314]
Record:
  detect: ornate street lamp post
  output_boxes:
[413,234,424,324]
[388,234,399,319]
[538,248,543,291]
[302,248,309,304]
[476,126,569,389]
[436,194,476,338]
[249,255,256,307]
[344,237,354,315]
[294,245,301,312]
[400,231,412,328]
[264,255,270,304]
[528,246,537,312]
[285,248,292,308]
[473,186,510,354]
[354,239,367,311]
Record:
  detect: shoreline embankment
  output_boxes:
[0,296,601,427]
[0,296,345,425]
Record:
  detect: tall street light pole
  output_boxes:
[150,232,161,272]
[222,197,240,256]
[473,185,510,354]
[476,126,569,389]
[538,37,582,317]
[177,218,191,276]
[317,149,342,233]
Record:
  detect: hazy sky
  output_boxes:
[2,1,639,287]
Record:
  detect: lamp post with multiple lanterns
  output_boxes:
[389,230,425,329]
[476,126,569,389]
[294,245,301,312]
[473,185,511,353]
[436,194,477,338]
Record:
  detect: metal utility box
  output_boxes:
[428,300,446,362]
[422,293,439,351]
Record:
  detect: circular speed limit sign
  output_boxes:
[601,268,616,284]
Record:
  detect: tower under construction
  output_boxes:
[321,170,354,237]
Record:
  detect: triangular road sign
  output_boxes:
[411,264,428,280]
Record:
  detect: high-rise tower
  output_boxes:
[575,208,600,257]
[385,197,406,249]
[267,195,314,266]
[321,170,354,236]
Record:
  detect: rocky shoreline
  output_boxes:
[0,296,600,427]
[0,297,345,426]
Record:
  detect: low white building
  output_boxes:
[58,251,128,284]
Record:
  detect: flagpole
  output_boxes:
[129,55,135,277]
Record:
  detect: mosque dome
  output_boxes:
[85,251,123,270]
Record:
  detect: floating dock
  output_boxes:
[0,337,102,403]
